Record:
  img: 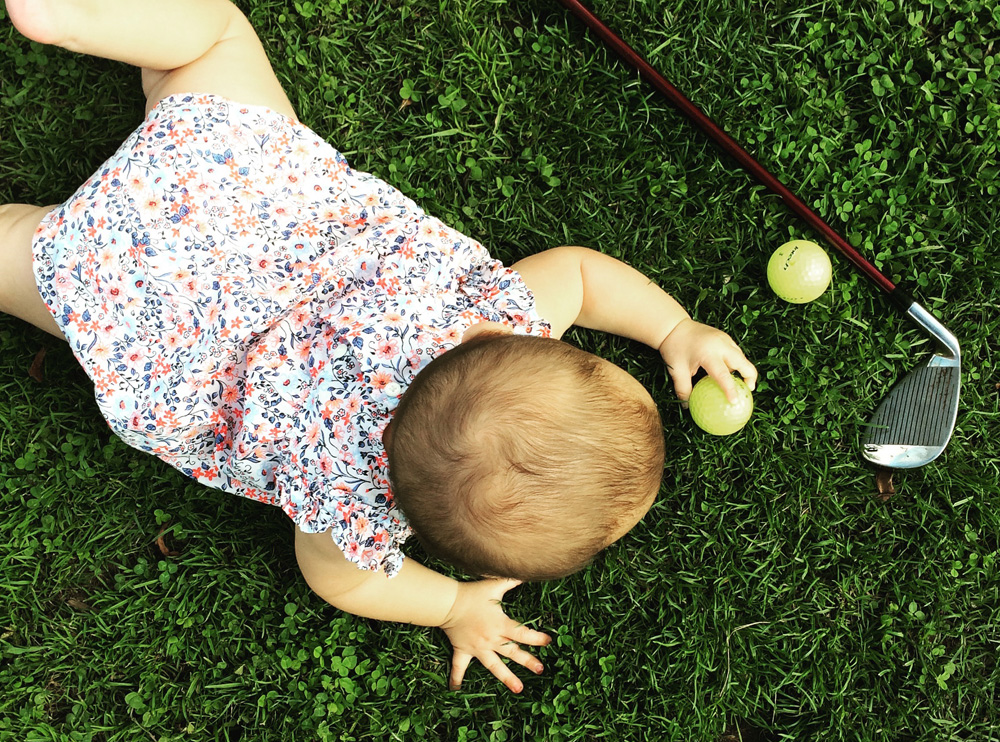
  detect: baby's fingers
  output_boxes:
[667,363,695,404]
[498,641,545,676]
[449,650,473,691]
[478,650,527,694]
[729,351,758,392]
[510,623,552,648]
[704,361,739,403]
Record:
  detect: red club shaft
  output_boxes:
[556,0,897,295]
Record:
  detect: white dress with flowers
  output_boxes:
[32,93,550,576]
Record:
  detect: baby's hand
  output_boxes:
[440,579,551,693]
[658,318,758,404]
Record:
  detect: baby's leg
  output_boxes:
[0,205,62,337]
[6,0,294,116]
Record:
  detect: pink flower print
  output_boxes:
[273,283,295,302]
[54,265,75,291]
[370,370,393,392]
[101,276,126,305]
[177,278,200,299]
[355,515,372,538]
[376,338,399,359]
[318,453,335,474]
[163,329,184,352]
[136,190,163,222]
[305,422,322,446]
[222,384,240,405]
[293,342,313,365]
[443,327,462,344]
[90,339,113,363]
[123,346,146,370]
[97,246,117,271]
[220,363,238,381]
[331,422,349,449]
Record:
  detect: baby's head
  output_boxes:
[386,331,664,581]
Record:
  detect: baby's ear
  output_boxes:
[461,321,513,344]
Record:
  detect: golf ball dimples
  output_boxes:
[688,376,754,436]
[767,239,832,303]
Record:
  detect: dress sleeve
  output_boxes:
[458,259,553,337]
[271,337,412,578]
[277,462,410,577]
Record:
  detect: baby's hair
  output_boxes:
[387,333,665,581]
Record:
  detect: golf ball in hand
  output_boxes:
[688,376,754,436]
[767,239,832,303]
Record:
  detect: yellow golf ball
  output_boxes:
[688,376,754,436]
[767,239,832,303]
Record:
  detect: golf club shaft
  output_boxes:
[556,0,899,297]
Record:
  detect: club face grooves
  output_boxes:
[862,363,961,467]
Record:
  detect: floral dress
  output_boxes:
[32,93,550,577]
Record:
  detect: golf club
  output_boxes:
[556,0,961,469]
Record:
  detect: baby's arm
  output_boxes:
[513,246,757,402]
[294,529,550,693]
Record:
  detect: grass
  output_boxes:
[2,0,999,739]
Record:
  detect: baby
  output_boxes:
[1,0,757,693]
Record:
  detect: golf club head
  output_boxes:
[862,302,961,469]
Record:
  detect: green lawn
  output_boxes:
[2,0,999,740]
